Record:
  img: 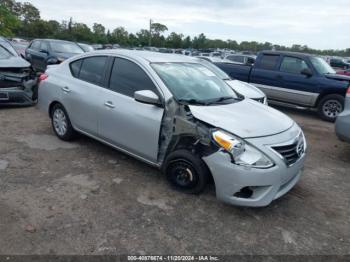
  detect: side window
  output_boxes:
[280,56,309,74]
[79,56,108,85]
[40,41,49,52]
[259,54,280,70]
[109,57,159,97]
[70,59,83,78]
[30,41,41,50]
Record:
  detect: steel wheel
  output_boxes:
[53,108,68,136]
[322,99,343,119]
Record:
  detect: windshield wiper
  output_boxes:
[205,96,236,105]
[177,99,208,105]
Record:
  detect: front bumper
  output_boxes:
[203,125,306,207]
[335,107,350,143]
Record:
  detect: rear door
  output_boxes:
[98,57,164,163]
[250,53,283,100]
[26,40,41,70]
[62,56,109,136]
[277,56,319,106]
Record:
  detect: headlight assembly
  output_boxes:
[212,130,274,169]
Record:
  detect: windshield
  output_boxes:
[151,62,238,104]
[0,45,14,59]
[310,57,335,75]
[199,59,231,80]
[50,41,84,54]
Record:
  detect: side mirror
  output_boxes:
[301,68,313,77]
[134,90,161,106]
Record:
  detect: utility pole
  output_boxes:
[149,19,152,47]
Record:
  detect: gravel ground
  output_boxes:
[0,106,349,255]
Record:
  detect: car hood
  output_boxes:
[0,56,31,68]
[226,80,265,99]
[189,99,294,138]
[325,73,350,81]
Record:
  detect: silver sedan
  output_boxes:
[38,50,306,207]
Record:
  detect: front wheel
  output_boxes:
[163,150,210,194]
[51,103,77,141]
[317,94,344,122]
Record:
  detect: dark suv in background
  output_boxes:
[330,58,350,69]
[25,39,84,72]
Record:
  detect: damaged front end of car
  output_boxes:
[0,67,38,106]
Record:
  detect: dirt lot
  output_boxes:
[0,106,349,255]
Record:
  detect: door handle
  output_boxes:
[104,101,115,109]
[276,75,283,79]
[62,87,71,93]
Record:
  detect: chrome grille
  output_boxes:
[272,135,305,166]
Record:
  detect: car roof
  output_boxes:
[260,50,317,58]
[32,39,78,44]
[89,49,197,63]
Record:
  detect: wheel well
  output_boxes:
[315,91,346,107]
[166,135,216,184]
[48,101,61,118]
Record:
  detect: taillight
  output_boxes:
[38,73,48,82]
[347,87,350,96]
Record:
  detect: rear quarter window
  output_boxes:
[258,54,280,70]
[70,59,83,77]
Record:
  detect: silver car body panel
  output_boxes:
[38,50,306,206]
[254,83,319,107]
[189,99,294,138]
[0,56,31,68]
[335,94,350,142]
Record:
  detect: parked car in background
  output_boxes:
[25,39,84,72]
[335,87,350,142]
[197,56,223,63]
[225,54,256,65]
[92,44,104,50]
[216,51,350,122]
[336,69,350,77]
[38,50,306,207]
[330,58,350,69]
[196,59,267,104]
[11,41,29,57]
[0,37,38,106]
[77,43,94,52]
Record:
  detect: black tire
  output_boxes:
[317,94,344,122]
[163,149,210,194]
[50,103,77,141]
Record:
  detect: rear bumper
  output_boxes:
[0,79,38,106]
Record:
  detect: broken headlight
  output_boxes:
[212,130,274,169]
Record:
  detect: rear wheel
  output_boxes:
[318,94,344,122]
[51,103,77,141]
[163,149,210,194]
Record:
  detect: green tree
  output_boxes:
[0,3,20,36]
[136,29,151,46]
[166,32,183,48]
[150,22,168,47]
[92,23,106,43]
[111,27,128,46]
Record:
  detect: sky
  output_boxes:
[19,0,350,50]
